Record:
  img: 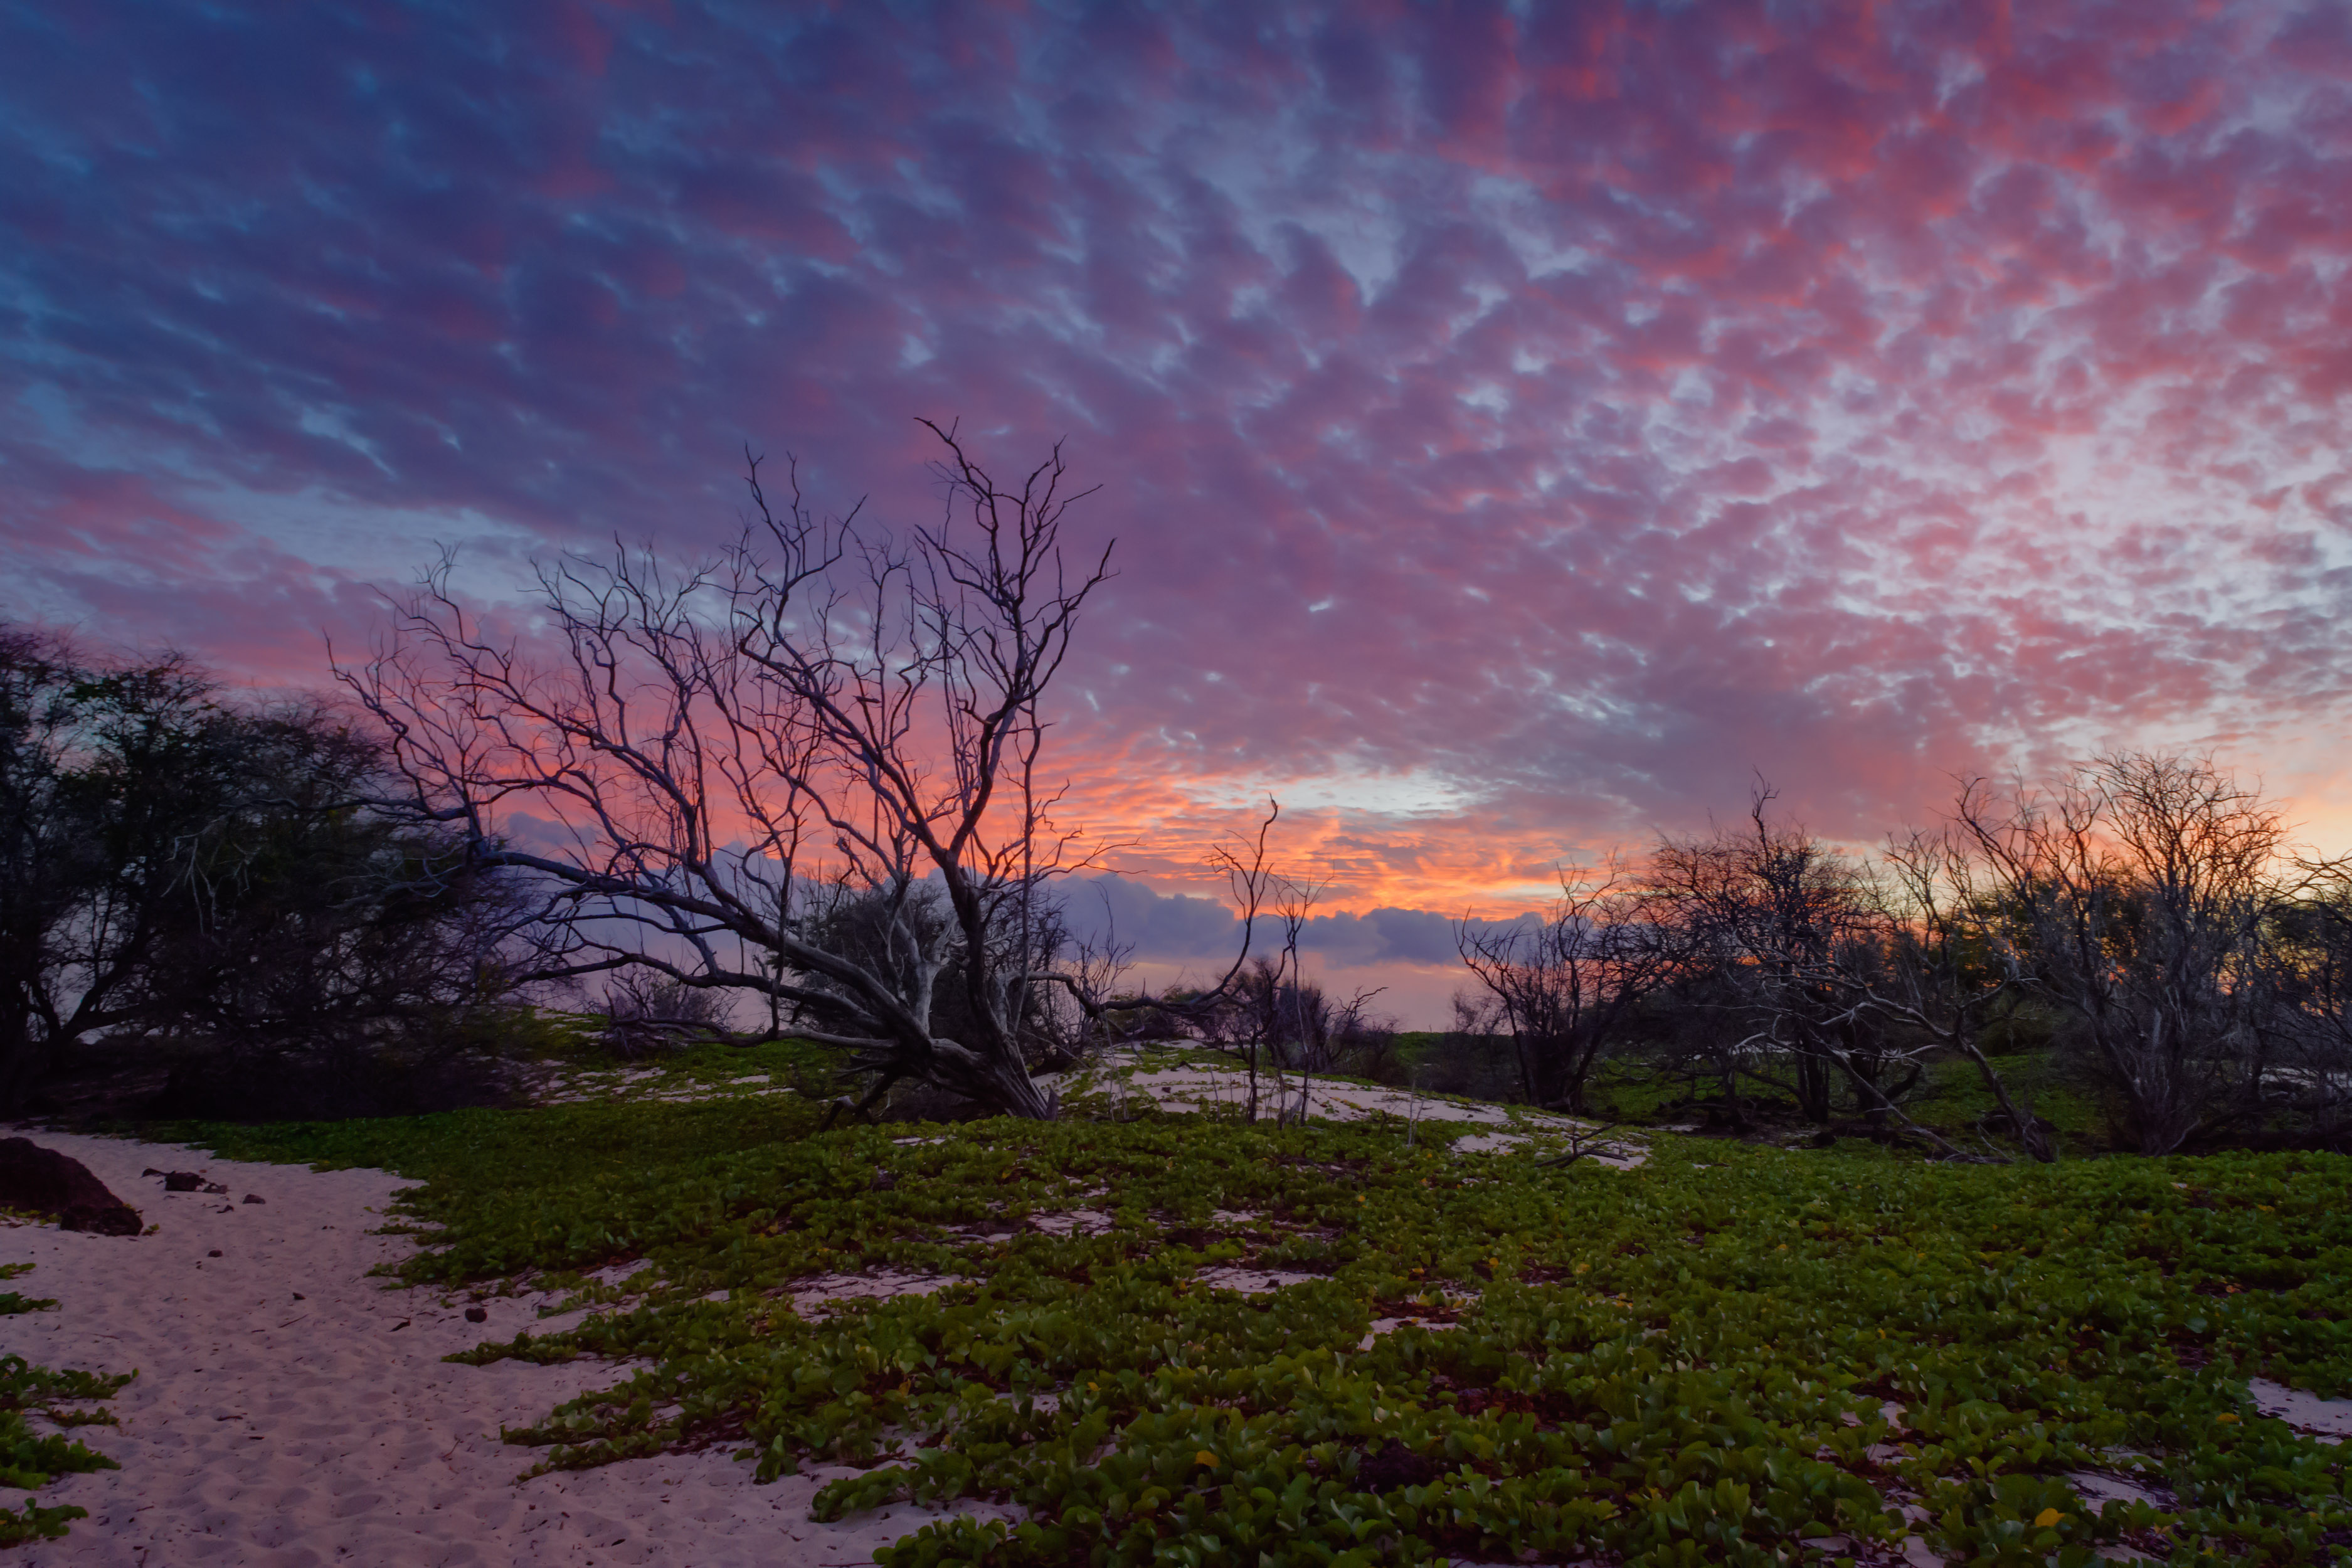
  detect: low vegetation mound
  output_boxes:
[179,1051,2351,1568]
[0,1264,131,1547]
[0,1137,141,1236]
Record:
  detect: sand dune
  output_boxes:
[4,1130,1009,1567]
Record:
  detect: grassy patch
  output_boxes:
[0,1259,57,1316]
[0,1267,131,1549]
[1900,1051,2114,1149]
[164,1059,2352,1567]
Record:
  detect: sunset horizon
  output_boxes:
[10,1,2352,1014]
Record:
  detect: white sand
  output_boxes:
[4,1129,1012,1567]
[0,1064,1653,1562]
[2249,1376,2352,1441]
[532,1066,793,1107]
[785,1270,968,1322]
[1045,1061,1648,1167]
[1192,1265,1330,1295]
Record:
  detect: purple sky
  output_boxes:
[8,2,2352,1022]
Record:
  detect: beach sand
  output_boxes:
[1049,1061,1648,1166]
[4,1074,1645,1564]
[4,1130,1011,1567]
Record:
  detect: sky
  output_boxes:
[8,1,2352,1024]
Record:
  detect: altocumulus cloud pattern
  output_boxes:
[8,1,2352,981]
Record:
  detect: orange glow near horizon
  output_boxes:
[11,1,2352,992]
[1054,745,2352,923]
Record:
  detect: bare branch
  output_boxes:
[337,427,1161,1119]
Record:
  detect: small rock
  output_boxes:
[162,1172,204,1192]
[391,1318,411,1332]
[202,1182,230,1195]
[464,1306,488,1323]
[292,1292,305,1301]
[241,1194,265,1205]
[208,1249,223,1258]
[142,1167,162,1177]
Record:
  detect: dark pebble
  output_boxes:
[464,1306,488,1323]
[241,1194,265,1205]
[207,1249,223,1258]
[292,1292,305,1301]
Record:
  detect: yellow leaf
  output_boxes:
[2217,1412,2239,1423]
[2034,1508,2063,1528]
[1195,1449,1220,1467]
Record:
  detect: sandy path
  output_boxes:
[3,1130,1008,1567]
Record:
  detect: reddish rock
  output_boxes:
[0,1137,143,1236]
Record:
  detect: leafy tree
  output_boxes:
[0,633,246,1110]
[0,627,516,1116]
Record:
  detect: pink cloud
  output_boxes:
[4,0,2351,984]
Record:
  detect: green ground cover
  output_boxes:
[0,1264,130,1547]
[167,1055,2352,1567]
[1379,1036,2117,1158]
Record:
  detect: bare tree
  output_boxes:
[1952,753,2303,1155]
[1642,789,2044,1161]
[1455,856,1670,1114]
[1049,886,1138,1066]
[1650,792,1895,1126]
[1189,871,1381,1122]
[344,423,1151,1121]
[590,970,742,1059]
[2260,862,2352,1144]
[1865,827,2055,1160]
